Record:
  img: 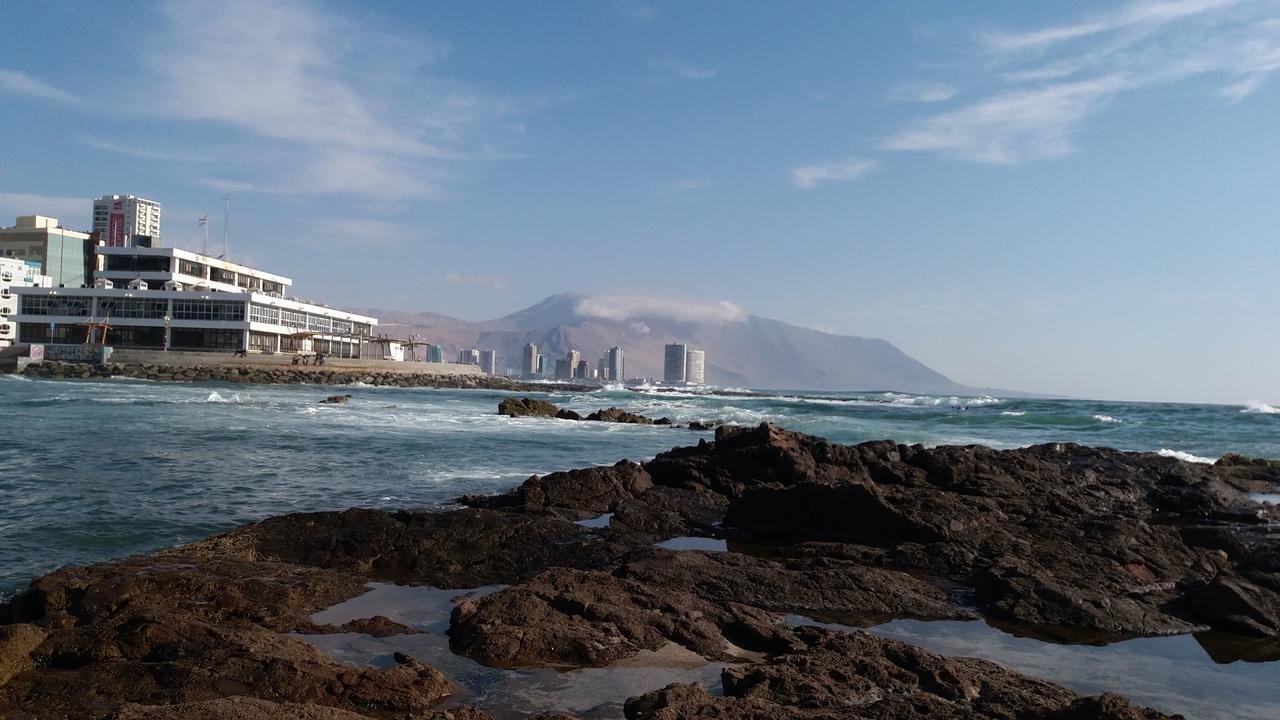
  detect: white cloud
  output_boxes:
[309,219,415,248]
[616,0,657,22]
[883,75,1131,164]
[0,69,82,105]
[443,273,510,290]
[77,134,214,163]
[788,157,880,189]
[978,0,1240,54]
[133,0,521,200]
[0,193,89,228]
[658,177,714,193]
[888,82,959,103]
[576,294,746,323]
[651,60,720,80]
[883,0,1280,164]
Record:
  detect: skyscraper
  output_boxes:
[426,344,445,363]
[685,349,705,385]
[479,349,498,375]
[92,195,161,247]
[663,343,688,384]
[565,350,581,378]
[458,348,479,365]
[576,359,590,379]
[522,343,538,375]
[605,346,625,382]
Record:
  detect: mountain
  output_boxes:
[365,293,980,394]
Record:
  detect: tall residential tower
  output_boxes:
[92,195,161,247]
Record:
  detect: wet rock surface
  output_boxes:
[4,423,1274,717]
[497,397,691,428]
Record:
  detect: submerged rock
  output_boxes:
[499,397,560,418]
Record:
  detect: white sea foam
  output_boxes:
[205,391,243,403]
[887,394,1002,407]
[1241,401,1280,415]
[1093,414,1122,424]
[1000,411,1026,416]
[1158,448,1216,464]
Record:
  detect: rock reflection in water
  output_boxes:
[304,583,729,719]
[1248,492,1280,505]
[787,614,1280,720]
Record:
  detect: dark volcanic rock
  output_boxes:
[616,549,973,624]
[319,394,352,404]
[464,461,653,514]
[186,507,619,588]
[622,627,1179,720]
[448,567,784,667]
[499,397,560,418]
[0,556,451,719]
[585,407,654,424]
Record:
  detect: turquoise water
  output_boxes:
[1,374,1278,598]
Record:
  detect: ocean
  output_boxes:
[4,373,1280,718]
[2,374,1278,599]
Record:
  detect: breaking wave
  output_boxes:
[1093,415,1122,424]
[1158,448,1216,464]
[1241,401,1280,415]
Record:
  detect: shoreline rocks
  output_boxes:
[20,361,593,392]
[4,423,1275,718]
[497,396,703,428]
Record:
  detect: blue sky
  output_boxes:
[1,0,1278,404]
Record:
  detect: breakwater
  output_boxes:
[19,360,586,391]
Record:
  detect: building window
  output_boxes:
[178,259,206,277]
[96,298,168,319]
[172,299,245,321]
[19,295,91,316]
[331,319,352,335]
[104,326,165,348]
[279,309,306,329]
[104,255,169,272]
[261,280,284,295]
[307,315,332,333]
[249,331,278,351]
[170,328,243,350]
[18,323,79,343]
[249,304,280,324]
[211,268,235,284]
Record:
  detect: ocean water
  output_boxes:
[3,375,1280,717]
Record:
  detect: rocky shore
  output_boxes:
[20,361,592,391]
[3,423,1279,718]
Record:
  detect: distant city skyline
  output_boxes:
[1,1,1278,404]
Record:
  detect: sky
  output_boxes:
[1,0,1278,404]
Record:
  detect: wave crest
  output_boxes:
[1158,448,1216,464]
[1241,401,1280,415]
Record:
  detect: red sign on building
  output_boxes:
[108,213,126,247]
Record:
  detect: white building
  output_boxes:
[0,216,94,288]
[0,257,52,348]
[11,246,375,356]
[92,195,161,246]
[685,349,705,385]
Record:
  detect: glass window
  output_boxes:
[307,314,332,332]
[249,304,280,324]
[19,295,91,316]
[280,309,306,328]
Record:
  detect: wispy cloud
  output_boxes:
[133,0,522,200]
[0,192,89,227]
[658,177,714,193]
[888,81,959,103]
[76,134,215,163]
[788,157,880,189]
[616,1,657,23]
[651,59,720,80]
[0,69,83,105]
[308,219,415,248]
[576,294,746,323]
[443,272,510,290]
[883,0,1280,164]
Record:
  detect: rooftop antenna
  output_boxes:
[197,215,209,257]
[220,195,230,259]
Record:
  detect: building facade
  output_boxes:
[426,344,445,363]
[479,349,498,375]
[685,349,706,385]
[0,216,94,289]
[663,343,688,384]
[12,246,375,355]
[92,195,161,246]
[458,348,479,365]
[1,257,52,348]
[604,346,624,382]
[522,342,539,376]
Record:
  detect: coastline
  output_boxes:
[19,360,597,392]
[3,423,1277,718]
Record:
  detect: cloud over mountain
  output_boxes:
[574,294,746,323]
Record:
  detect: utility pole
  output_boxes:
[198,215,208,256]
[220,196,230,259]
